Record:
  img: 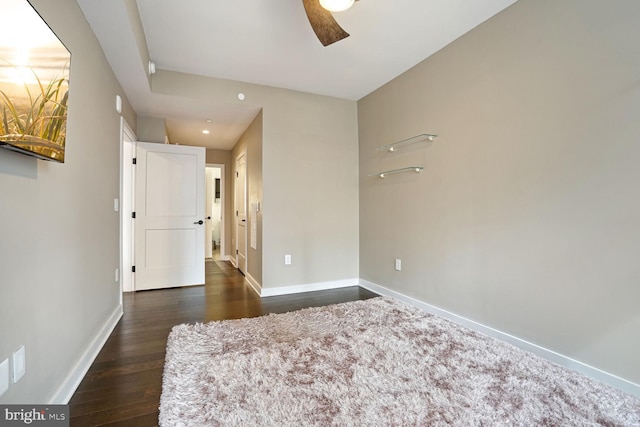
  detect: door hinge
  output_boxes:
[132,157,137,165]
[236,171,239,177]
[236,249,239,255]
[132,266,136,273]
[132,212,136,219]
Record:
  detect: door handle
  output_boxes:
[194,220,204,225]
[241,219,246,222]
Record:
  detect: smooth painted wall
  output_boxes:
[0,0,135,402]
[231,111,263,285]
[137,116,167,143]
[261,90,359,289]
[152,71,359,290]
[358,0,640,384]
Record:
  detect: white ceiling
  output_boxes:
[77,0,517,149]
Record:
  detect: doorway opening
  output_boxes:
[206,164,225,261]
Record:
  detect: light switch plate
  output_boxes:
[0,358,9,396]
[13,346,25,383]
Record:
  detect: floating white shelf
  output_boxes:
[376,133,437,153]
[369,166,424,179]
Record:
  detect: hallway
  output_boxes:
[69,260,378,425]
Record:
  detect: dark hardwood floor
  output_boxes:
[69,260,378,426]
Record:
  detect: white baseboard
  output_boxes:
[245,272,261,297]
[359,279,640,398]
[261,278,359,297]
[49,304,123,404]
[229,257,237,268]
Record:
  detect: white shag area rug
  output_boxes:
[159,297,640,426]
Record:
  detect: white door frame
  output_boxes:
[206,163,227,261]
[119,117,136,295]
[234,153,248,272]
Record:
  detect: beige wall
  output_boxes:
[152,71,359,290]
[358,0,640,384]
[231,111,263,285]
[137,116,167,143]
[261,90,359,289]
[0,0,135,403]
[246,112,263,285]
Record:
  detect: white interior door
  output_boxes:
[235,154,247,274]
[134,141,206,290]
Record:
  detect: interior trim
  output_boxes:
[359,279,640,398]
[245,272,261,296]
[260,278,359,297]
[49,305,123,403]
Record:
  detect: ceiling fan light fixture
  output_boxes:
[319,0,355,12]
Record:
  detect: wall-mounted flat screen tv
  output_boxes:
[0,0,70,163]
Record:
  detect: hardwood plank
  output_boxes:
[69,260,378,426]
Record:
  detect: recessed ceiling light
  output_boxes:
[205,119,213,123]
[202,130,210,135]
[237,93,246,101]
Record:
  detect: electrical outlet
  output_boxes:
[115,268,119,282]
[0,358,9,397]
[284,254,292,265]
[12,346,25,383]
[395,259,402,271]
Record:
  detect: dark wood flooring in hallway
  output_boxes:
[69,260,378,426]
